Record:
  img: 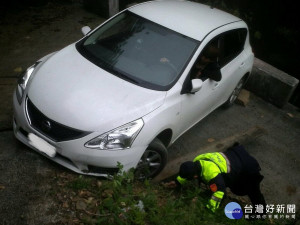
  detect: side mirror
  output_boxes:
[81,26,91,36]
[191,79,203,93]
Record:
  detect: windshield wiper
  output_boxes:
[111,67,140,85]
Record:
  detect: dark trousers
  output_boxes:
[230,173,266,207]
[224,144,266,207]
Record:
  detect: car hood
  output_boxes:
[28,44,166,132]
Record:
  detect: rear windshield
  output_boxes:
[76,11,199,91]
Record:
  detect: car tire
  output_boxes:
[135,138,168,179]
[223,76,247,107]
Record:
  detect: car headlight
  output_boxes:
[85,119,144,150]
[16,62,40,104]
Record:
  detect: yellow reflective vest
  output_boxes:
[177,152,230,212]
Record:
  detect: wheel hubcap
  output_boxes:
[135,149,162,179]
[229,79,244,103]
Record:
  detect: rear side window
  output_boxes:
[219,28,247,67]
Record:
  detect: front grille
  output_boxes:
[26,98,90,142]
[56,152,76,166]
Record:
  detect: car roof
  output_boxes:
[128,0,242,41]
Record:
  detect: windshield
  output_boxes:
[77,11,199,91]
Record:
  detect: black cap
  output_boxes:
[179,161,197,180]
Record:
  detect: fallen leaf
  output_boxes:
[102,189,113,198]
[119,213,125,219]
[76,200,87,210]
[72,218,80,223]
[79,190,92,198]
[120,202,126,207]
[0,185,5,190]
[97,181,102,188]
[86,197,94,204]
[62,202,69,208]
[287,113,294,118]
[207,138,215,143]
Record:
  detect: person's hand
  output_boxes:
[163,181,177,188]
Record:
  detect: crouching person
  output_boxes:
[167,143,266,213]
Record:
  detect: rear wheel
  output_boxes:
[223,76,247,107]
[135,138,167,179]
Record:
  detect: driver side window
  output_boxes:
[190,36,221,81]
[181,36,222,94]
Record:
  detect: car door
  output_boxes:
[179,36,222,133]
[179,78,218,133]
[215,28,249,103]
[179,28,248,133]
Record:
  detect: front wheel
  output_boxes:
[223,76,247,107]
[135,138,167,180]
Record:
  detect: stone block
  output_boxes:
[245,58,299,108]
[236,89,250,107]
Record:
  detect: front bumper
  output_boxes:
[13,92,146,177]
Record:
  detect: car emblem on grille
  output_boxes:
[42,120,52,131]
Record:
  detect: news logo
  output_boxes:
[225,202,243,219]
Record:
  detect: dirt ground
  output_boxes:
[0,3,106,224]
[0,2,105,131]
[0,2,299,225]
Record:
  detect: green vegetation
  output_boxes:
[52,165,294,225]
[67,175,94,191]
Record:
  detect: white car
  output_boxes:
[13,0,254,178]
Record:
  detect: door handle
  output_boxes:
[239,62,245,68]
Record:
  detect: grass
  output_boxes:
[67,175,93,191]
[58,167,295,225]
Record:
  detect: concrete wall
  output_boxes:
[245,58,299,108]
